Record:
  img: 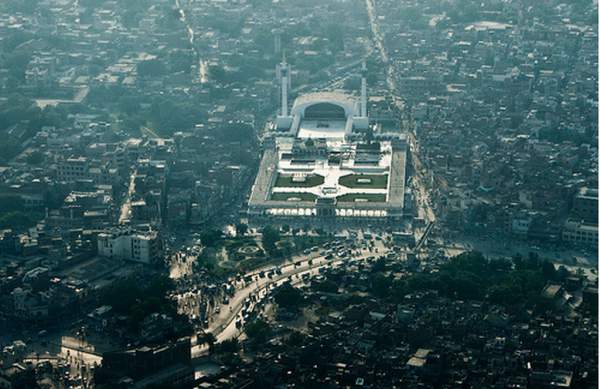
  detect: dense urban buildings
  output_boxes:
[0,0,596,388]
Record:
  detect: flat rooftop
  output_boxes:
[249,140,407,214]
[296,120,348,139]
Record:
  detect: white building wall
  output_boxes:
[97,231,157,264]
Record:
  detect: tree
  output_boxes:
[325,23,345,52]
[372,257,386,273]
[219,121,254,143]
[370,273,392,298]
[541,260,557,280]
[0,211,35,230]
[26,151,44,165]
[209,65,227,84]
[218,338,239,354]
[555,265,570,281]
[198,332,216,352]
[99,274,177,332]
[200,229,222,247]
[0,196,24,212]
[274,282,303,310]
[262,225,280,254]
[344,75,361,91]
[287,331,307,347]
[137,59,167,78]
[314,279,338,294]
[245,319,272,344]
[168,50,193,73]
[235,223,248,236]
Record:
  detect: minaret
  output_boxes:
[276,52,293,130]
[280,53,289,117]
[354,60,369,130]
[273,28,282,55]
[360,60,367,117]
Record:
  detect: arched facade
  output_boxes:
[304,102,346,120]
[291,92,356,120]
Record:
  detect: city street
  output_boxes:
[191,238,388,357]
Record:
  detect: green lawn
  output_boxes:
[338,174,388,189]
[270,192,318,201]
[337,193,387,202]
[274,174,324,188]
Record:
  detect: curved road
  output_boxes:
[191,241,387,357]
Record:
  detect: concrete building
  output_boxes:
[572,187,598,224]
[562,219,598,248]
[57,156,90,183]
[97,228,161,264]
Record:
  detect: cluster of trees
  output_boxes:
[194,251,223,275]
[202,12,245,38]
[217,121,255,144]
[100,275,182,333]
[538,126,594,146]
[273,282,304,311]
[261,225,281,256]
[369,251,568,313]
[245,318,273,345]
[137,59,167,78]
[199,229,224,248]
[89,83,211,137]
[117,0,154,28]
[0,212,36,230]
[0,96,69,162]
[105,91,257,141]
[444,2,483,24]
[0,195,43,230]
[260,226,332,258]
[235,223,248,236]
[0,0,38,13]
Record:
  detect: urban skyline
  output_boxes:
[0,0,597,388]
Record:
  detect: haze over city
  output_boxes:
[0,0,597,388]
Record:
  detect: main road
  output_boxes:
[365,0,400,106]
[365,0,436,227]
[175,0,208,84]
[189,0,430,357]
[118,168,137,224]
[191,238,388,357]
